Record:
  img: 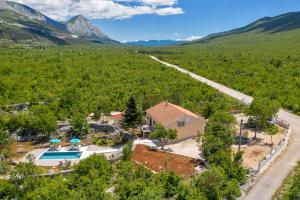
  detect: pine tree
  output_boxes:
[121,97,143,129]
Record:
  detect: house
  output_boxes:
[145,101,206,141]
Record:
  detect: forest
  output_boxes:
[0,46,241,119]
[148,30,300,115]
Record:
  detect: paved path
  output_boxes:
[150,55,300,200]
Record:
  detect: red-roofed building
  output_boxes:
[110,111,123,127]
[146,101,206,141]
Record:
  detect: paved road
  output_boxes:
[150,55,300,200]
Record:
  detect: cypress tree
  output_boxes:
[121,97,143,129]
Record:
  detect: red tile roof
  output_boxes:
[146,101,200,126]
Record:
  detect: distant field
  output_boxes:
[0,46,240,119]
[150,30,300,115]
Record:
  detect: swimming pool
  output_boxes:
[39,151,82,160]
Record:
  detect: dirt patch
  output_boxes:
[232,125,285,169]
[10,141,36,161]
[132,144,201,177]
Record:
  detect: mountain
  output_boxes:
[0,1,117,45]
[192,11,300,44]
[3,1,65,30]
[125,40,185,47]
[66,15,116,44]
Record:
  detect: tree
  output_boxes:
[23,176,72,200]
[121,97,143,129]
[150,124,177,150]
[0,129,11,159]
[202,122,233,158]
[162,171,180,198]
[122,140,133,161]
[71,113,88,137]
[224,179,241,200]
[0,179,16,200]
[31,109,57,138]
[265,125,278,145]
[202,112,246,186]
[37,113,57,136]
[0,161,11,175]
[74,154,112,182]
[208,111,236,128]
[176,183,206,200]
[71,171,108,200]
[94,96,111,119]
[246,98,280,130]
[194,166,226,200]
[11,162,41,184]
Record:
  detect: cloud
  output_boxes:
[14,0,184,20]
[185,35,203,41]
[155,7,183,15]
[122,0,178,6]
[175,35,203,41]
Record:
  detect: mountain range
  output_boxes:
[1,1,300,46]
[191,11,300,44]
[124,40,185,47]
[0,0,118,45]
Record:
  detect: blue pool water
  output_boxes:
[39,151,82,160]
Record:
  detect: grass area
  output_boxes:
[273,161,300,200]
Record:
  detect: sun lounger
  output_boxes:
[68,146,80,151]
[48,145,62,151]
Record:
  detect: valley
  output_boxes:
[1,1,300,200]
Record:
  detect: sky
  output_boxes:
[14,0,300,42]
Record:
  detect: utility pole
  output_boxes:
[238,119,243,151]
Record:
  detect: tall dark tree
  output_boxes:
[121,97,143,129]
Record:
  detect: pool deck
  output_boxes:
[21,145,122,166]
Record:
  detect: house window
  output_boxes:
[178,121,185,127]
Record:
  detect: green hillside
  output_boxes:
[150,13,300,114]
[194,11,300,43]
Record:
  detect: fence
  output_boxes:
[257,119,291,172]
